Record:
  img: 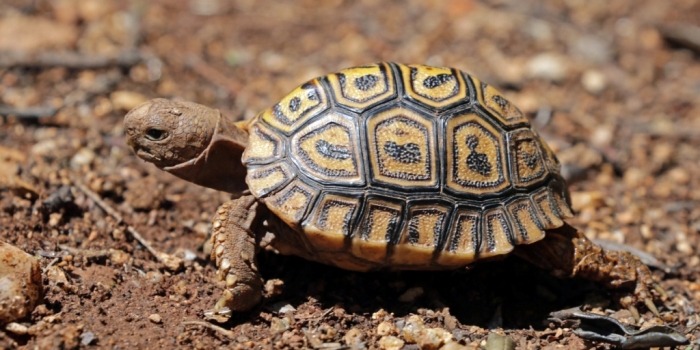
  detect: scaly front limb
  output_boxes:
[208,195,264,317]
[514,223,662,317]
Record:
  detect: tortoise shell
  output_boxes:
[241,62,573,271]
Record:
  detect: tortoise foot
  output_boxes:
[208,195,263,318]
[515,223,664,316]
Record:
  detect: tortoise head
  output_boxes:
[124,98,249,195]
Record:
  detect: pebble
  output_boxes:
[570,35,613,63]
[377,321,397,336]
[80,331,96,345]
[70,148,96,169]
[401,315,453,350]
[581,69,607,94]
[527,53,568,82]
[5,322,28,335]
[267,302,295,314]
[0,241,42,324]
[485,333,516,350]
[148,313,162,324]
[667,167,690,185]
[377,335,404,350]
[270,317,290,334]
[570,191,606,211]
[343,328,364,345]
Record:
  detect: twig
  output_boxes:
[125,226,160,259]
[0,105,57,118]
[42,257,62,273]
[74,182,123,222]
[659,22,700,54]
[73,181,180,269]
[182,321,235,339]
[0,50,145,69]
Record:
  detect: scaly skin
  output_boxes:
[515,223,661,317]
[209,195,264,314]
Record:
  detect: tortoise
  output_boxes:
[124,62,661,318]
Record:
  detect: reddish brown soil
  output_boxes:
[1,0,699,349]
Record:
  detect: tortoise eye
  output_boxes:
[145,128,167,141]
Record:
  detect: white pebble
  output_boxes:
[581,69,607,94]
[527,53,568,82]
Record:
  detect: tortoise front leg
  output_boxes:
[514,223,661,317]
[209,195,264,316]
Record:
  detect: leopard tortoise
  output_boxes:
[124,62,661,318]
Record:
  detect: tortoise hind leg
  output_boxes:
[514,223,661,316]
[208,195,264,317]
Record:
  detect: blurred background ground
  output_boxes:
[0,0,699,348]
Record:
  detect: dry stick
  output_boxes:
[72,181,167,265]
[659,22,700,54]
[0,105,57,118]
[0,50,144,69]
[181,321,235,339]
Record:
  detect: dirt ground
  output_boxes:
[1,0,699,348]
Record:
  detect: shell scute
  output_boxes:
[398,63,470,109]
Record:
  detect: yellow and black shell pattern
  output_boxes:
[241,62,573,271]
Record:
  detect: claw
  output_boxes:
[653,283,668,299]
[644,298,660,318]
[627,304,640,323]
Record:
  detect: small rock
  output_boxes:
[416,327,453,350]
[402,315,425,343]
[0,241,42,325]
[70,148,96,169]
[343,328,364,345]
[182,249,197,261]
[145,271,163,284]
[148,313,162,324]
[267,301,295,314]
[5,322,28,335]
[570,191,606,211]
[264,279,284,296]
[159,253,184,272]
[378,335,404,350]
[667,167,690,185]
[372,309,388,320]
[316,324,337,341]
[377,321,397,336]
[79,331,95,345]
[485,333,516,350]
[527,53,568,82]
[109,250,130,266]
[270,317,290,334]
[570,35,613,63]
[581,69,607,94]
[398,286,424,302]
